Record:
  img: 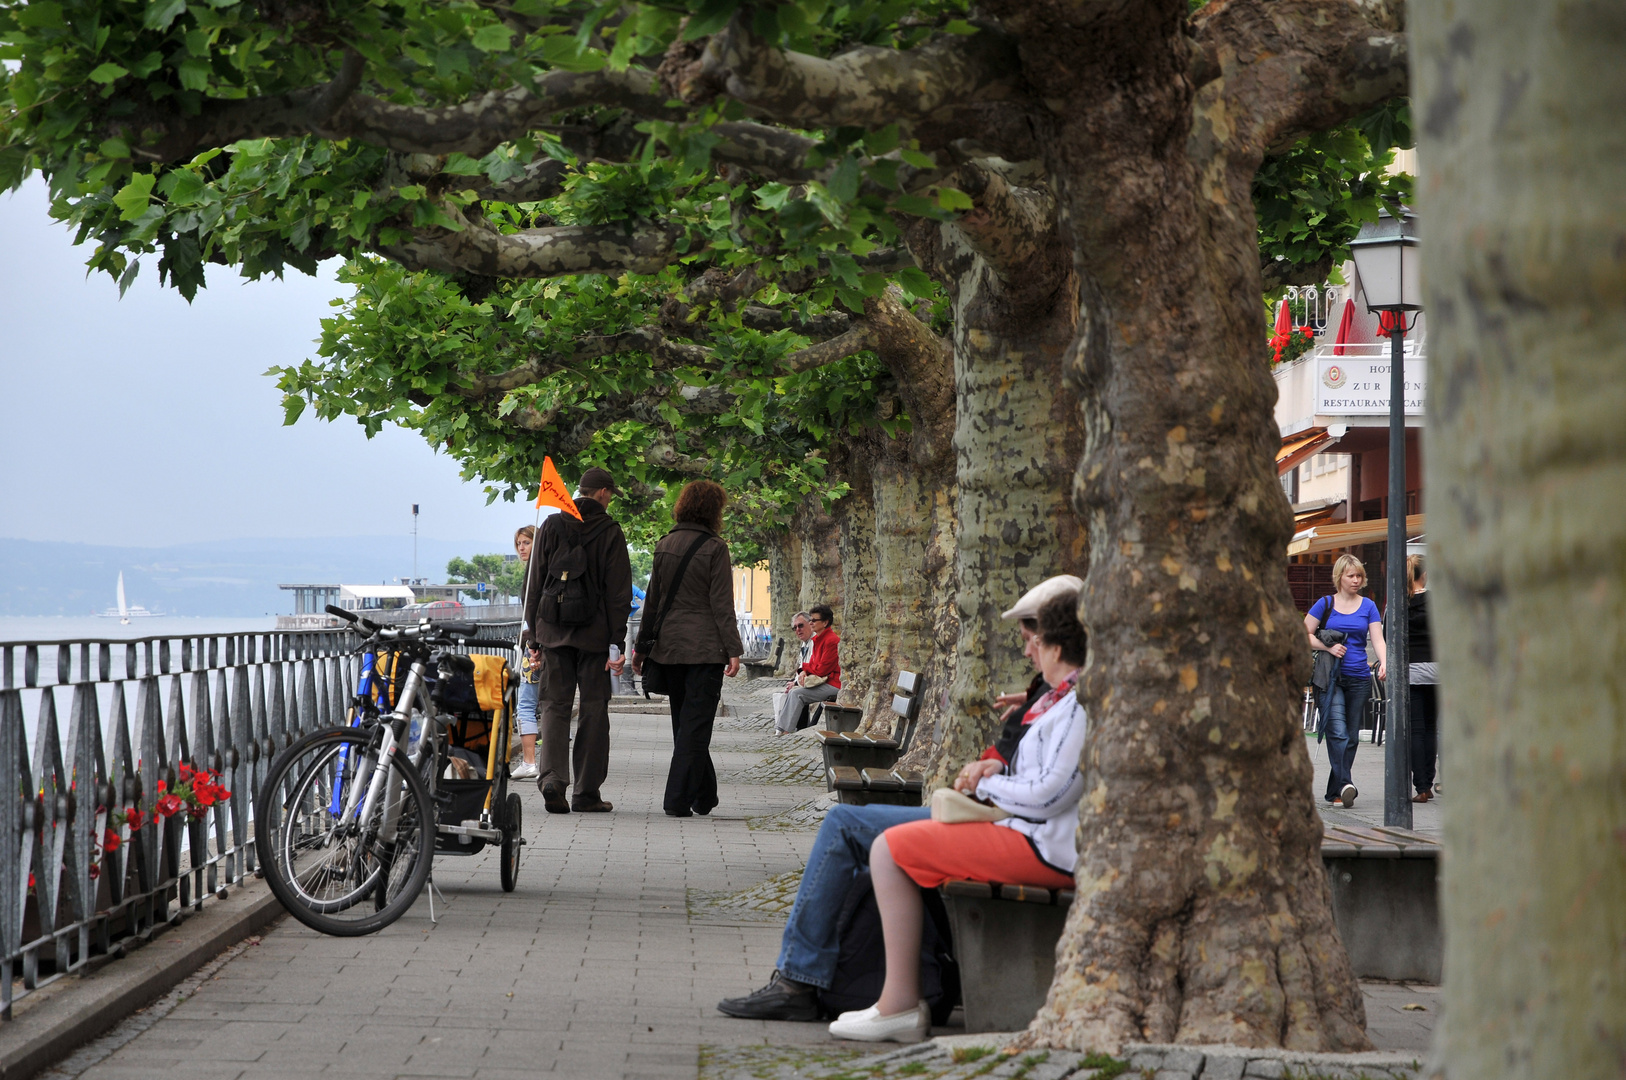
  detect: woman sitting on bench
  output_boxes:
[829,590,1088,1043]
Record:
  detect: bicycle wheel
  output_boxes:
[256,727,436,936]
[499,792,522,892]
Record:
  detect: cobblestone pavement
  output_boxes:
[56,684,1437,1080]
[1308,732,1441,836]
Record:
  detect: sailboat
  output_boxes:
[97,572,163,620]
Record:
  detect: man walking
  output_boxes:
[524,466,633,813]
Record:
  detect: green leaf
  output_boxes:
[896,266,935,299]
[683,0,739,39]
[936,186,974,211]
[88,62,128,84]
[899,148,936,169]
[98,137,131,160]
[112,173,157,222]
[16,3,65,28]
[177,56,210,90]
[827,155,860,204]
[470,23,513,53]
[862,125,900,157]
[117,258,141,296]
[943,19,979,35]
[143,0,187,31]
[442,153,484,176]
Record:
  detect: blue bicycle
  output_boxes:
[254,608,520,936]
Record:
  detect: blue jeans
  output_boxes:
[778,803,932,988]
[517,675,539,737]
[1321,672,1371,801]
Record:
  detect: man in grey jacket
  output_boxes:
[523,467,634,814]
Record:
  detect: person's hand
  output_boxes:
[994,691,1026,711]
[953,759,1004,794]
[630,654,644,676]
[1330,643,1347,659]
[1376,659,1387,681]
[607,656,626,676]
[725,657,741,678]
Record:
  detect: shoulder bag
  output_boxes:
[637,531,711,697]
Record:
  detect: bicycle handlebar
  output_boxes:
[326,604,381,633]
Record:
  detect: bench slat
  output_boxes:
[861,767,903,791]
[998,884,1052,905]
[893,770,923,792]
[941,879,993,899]
[829,765,864,790]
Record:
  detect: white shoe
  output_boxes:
[836,1005,878,1022]
[1340,783,1358,808]
[511,761,539,780]
[828,1000,929,1043]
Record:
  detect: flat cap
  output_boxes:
[578,466,618,494]
[1001,575,1084,621]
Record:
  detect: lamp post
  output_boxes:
[1349,209,1422,829]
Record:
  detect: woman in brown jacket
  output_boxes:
[631,481,744,817]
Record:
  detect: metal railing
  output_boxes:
[0,625,518,1019]
[737,619,772,662]
[1280,283,1350,333]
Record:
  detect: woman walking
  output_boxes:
[1406,555,1439,801]
[631,481,743,817]
[512,525,542,780]
[1305,554,1386,808]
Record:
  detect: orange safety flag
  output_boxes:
[535,456,583,521]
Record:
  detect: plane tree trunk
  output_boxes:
[765,529,801,676]
[1412,2,1626,1074]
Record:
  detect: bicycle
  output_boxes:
[255,607,523,936]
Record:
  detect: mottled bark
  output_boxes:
[834,462,879,709]
[797,500,844,620]
[892,175,1086,789]
[1412,2,1626,1076]
[985,0,1400,1053]
[767,530,803,677]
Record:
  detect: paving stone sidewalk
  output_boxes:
[50,682,1438,1080]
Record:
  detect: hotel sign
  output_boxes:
[1316,357,1425,415]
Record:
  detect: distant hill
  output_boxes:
[0,536,513,616]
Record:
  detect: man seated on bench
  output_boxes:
[828,590,1087,1043]
[717,575,1083,1021]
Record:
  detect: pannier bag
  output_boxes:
[817,869,960,1025]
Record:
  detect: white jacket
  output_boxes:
[975,691,1087,874]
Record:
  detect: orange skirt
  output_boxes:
[881,820,1074,890]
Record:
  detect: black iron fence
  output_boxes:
[0,625,518,1020]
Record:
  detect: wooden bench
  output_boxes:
[817,671,925,806]
[939,822,1442,1033]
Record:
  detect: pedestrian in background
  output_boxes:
[525,467,633,814]
[1406,554,1439,802]
[773,613,815,733]
[512,524,542,780]
[1304,554,1386,809]
[776,604,840,735]
[631,480,743,818]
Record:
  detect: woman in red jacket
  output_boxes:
[776,603,841,734]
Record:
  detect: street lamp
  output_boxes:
[1349,208,1421,829]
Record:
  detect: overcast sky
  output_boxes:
[0,178,530,548]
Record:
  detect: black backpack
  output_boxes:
[817,869,961,1025]
[540,517,599,628]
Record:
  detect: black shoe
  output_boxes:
[540,780,570,814]
[691,802,715,816]
[717,971,820,1021]
[664,807,692,817]
[572,798,613,813]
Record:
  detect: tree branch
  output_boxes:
[1191,0,1408,159]
[377,207,683,278]
[948,162,1062,282]
[118,66,685,163]
[698,17,1025,142]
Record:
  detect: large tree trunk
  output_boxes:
[903,210,1087,788]
[835,461,879,708]
[1413,3,1626,1075]
[798,499,844,617]
[861,443,959,736]
[1005,5,1370,1052]
[765,529,801,676]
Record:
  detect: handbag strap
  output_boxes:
[644,531,711,644]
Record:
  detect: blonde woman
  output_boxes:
[1305,554,1386,808]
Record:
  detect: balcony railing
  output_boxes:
[1279,283,1351,333]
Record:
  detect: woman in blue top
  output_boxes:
[1305,554,1387,808]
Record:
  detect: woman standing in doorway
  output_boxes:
[632,481,744,817]
[1305,554,1387,808]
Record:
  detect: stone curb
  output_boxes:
[0,877,284,1080]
